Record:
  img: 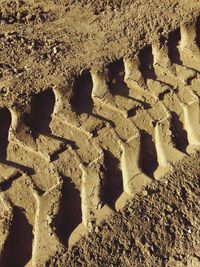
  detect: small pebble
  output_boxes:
[119,71,124,77]
[53,47,58,54]
[142,190,148,196]
[112,78,117,84]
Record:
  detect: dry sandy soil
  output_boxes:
[0,0,200,266]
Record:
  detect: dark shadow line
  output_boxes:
[167,27,183,65]
[0,171,22,191]
[195,15,200,48]
[139,130,158,178]
[90,113,116,128]
[50,144,68,162]
[41,133,78,149]
[138,45,157,81]
[3,160,35,175]
[2,206,33,267]
[170,111,189,154]
[54,173,82,247]
[103,149,123,209]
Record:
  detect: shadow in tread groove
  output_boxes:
[103,150,123,209]
[0,172,22,191]
[168,28,182,64]
[196,16,200,47]
[0,162,34,192]
[3,206,33,267]
[171,112,189,153]
[138,46,157,81]
[5,161,35,175]
[0,108,11,161]
[71,71,94,114]
[24,88,55,139]
[139,130,158,178]
[107,58,130,97]
[54,175,82,247]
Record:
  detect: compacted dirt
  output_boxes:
[0,1,200,267]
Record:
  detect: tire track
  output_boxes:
[0,19,200,266]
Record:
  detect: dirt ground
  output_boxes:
[0,0,200,266]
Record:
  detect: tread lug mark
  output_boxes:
[179,22,200,71]
[168,28,182,64]
[107,59,129,97]
[175,65,197,86]
[154,119,185,180]
[0,164,20,184]
[124,57,146,92]
[81,153,105,229]
[0,108,31,183]
[151,43,177,86]
[0,169,22,191]
[53,77,104,138]
[31,179,65,267]
[103,149,123,208]
[69,149,114,246]
[181,99,200,153]
[0,195,13,266]
[180,22,196,49]
[170,112,189,153]
[53,83,72,116]
[9,109,37,155]
[55,174,82,248]
[91,70,128,117]
[10,89,68,163]
[107,59,144,114]
[140,130,158,178]
[91,61,142,118]
[35,134,66,163]
[138,45,157,81]
[3,204,33,267]
[146,79,171,101]
[152,43,171,69]
[71,71,94,114]
[116,132,152,211]
[25,88,55,139]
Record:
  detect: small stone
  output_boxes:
[53,47,58,54]
[118,71,124,77]
[112,78,117,84]
[142,190,148,196]
[166,205,173,212]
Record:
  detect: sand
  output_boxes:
[0,1,200,266]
